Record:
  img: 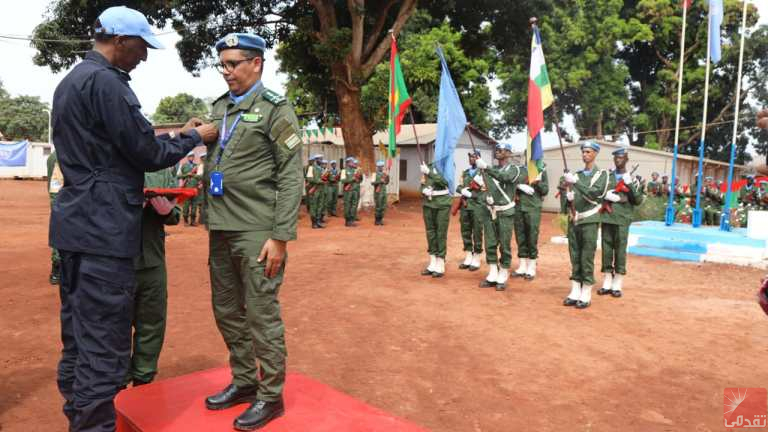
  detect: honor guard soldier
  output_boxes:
[47,150,63,284]
[49,7,218,431]
[371,160,390,225]
[598,147,643,298]
[474,143,522,291]
[128,167,180,386]
[203,32,303,430]
[179,152,203,225]
[562,141,609,309]
[326,160,340,217]
[341,156,362,226]
[513,161,549,280]
[456,151,483,271]
[305,154,326,228]
[646,172,662,196]
[419,160,452,278]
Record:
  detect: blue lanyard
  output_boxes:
[216,110,242,165]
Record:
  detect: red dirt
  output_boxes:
[1,179,766,432]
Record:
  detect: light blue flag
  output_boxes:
[434,46,467,195]
[709,0,723,63]
[0,140,28,167]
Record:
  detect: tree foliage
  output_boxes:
[152,92,209,124]
[0,81,49,142]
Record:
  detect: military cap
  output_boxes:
[612,147,629,156]
[330,160,337,165]
[376,160,385,167]
[96,6,164,49]
[468,150,481,156]
[215,33,266,53]
[320,159,328,164]
[345,156,355,162]
[311,153,324,160]
[580,140,601,152]
[652,171,659,176]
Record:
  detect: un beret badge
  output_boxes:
[225,34,239,47]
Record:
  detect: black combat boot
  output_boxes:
[233,398,284,431]
[205,384,258,410]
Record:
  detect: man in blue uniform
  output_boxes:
[49,7,218,432]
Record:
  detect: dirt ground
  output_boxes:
[1,179,766,432]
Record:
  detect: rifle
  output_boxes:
[601,164,639,214]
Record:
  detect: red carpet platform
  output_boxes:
[115,368,427,431]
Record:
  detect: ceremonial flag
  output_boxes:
[0,140,28,167]
[682,0,692,8]
[709,0,723,63]
[434,46,467,195]
[526,25,554,183]
[388,35,412,158]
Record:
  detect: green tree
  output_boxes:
[0,94,50,142]
[152,92,209,124]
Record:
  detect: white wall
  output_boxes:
[0,142,51,178]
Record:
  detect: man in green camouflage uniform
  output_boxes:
[513,162,549,280]
[456,151,483,271]
[178,152,202,225]
[202,33,302,430]
[372,160,390,225]
[419,160,452,278]
[304,154,326,229]
[474,143,522,291]
[646,172,661,196]
[702,177,723,225]
[597,148,643,299]
[326,160,340,217]
[317,159,329,225]
[128,167,180,386]
[562,141,609,309]
[46,150,63,284]
[341,157,362,227]
[738,175,760,227]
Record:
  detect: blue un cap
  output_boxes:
[95,6,164,49]
[376,160,385,167]
[580,140,601,152]
[216,33,267,53]
[311,154,324,160]
[612,146,629,156]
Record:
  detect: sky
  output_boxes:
[1,0,767,149]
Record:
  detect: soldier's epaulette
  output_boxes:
[262,89,286,105]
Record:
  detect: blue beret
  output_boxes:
[469,150,481,156]
[580,140,601,152]
[312,154,324,160]
[320,159,328,164]
[330,160,337,164]
[376,160,385,167]
[495,143,513,151]
[612,147,628,156]
[216,33,266,53]
[345,156,355,162]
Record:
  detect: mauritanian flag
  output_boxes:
[388,35,412,159]
[682,0,692,8]
[526,25,554,183]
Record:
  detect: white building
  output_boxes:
[0,141,53,178]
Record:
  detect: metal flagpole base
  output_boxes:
[692,208,703,228]
[719,212,731,232]
[664,205,676,226]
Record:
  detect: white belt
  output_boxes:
[493,202,515,212]
[573,205,601,222]
[431,189,449,196]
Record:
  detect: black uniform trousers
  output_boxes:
[58,251,135,432]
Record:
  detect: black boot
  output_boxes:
[205,384,258,411]
[311,217,319,229]
[234,398,285,431]
[49,261,61,285]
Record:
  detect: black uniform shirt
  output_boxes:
[49,50,201,258]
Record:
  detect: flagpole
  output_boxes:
[665,1,690,226]
[409,108,424,164]
[692,7,714,228]
[720,0,748,232]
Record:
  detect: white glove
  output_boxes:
[564,172,578,184]
[535,171,543,182]
[566,191,575,202]
[473,174,485,188]
[461,188,472,198]
[475,158,488,170]
[486,195,495,205]
[517,184,535,195]
[604,190,621,203]
[420,163,430,175]
[422,187,433,197]
[621,173,632,184]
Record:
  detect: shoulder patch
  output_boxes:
[262,89,286,105]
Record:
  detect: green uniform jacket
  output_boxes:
[600,171,643,226]
[456,168,483,210]
[484,163,522,217]
[646,181,662,196]
[421,163,452,209]
[205,87,303,241]
[179,162,200,188]
[371,171,389,192]
[571,167,609,226]
[134,168,181,270]
[740,185,758,206]
[305,163,323,195]
[340,167,362,192]
[516,166,549,212]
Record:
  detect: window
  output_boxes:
[400,159,408,181]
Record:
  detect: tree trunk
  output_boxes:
[656,114,672,150]
[596,112,604,140]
